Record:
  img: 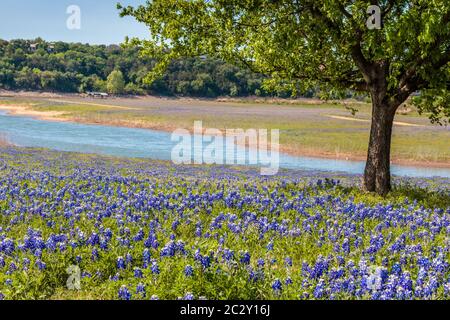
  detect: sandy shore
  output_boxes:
[0,103,449,169]
[0,104,69,122]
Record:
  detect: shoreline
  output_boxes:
[0,105,69,122]
[0,103,449,170]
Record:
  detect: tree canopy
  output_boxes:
[119,0,449,123]
[0,38,296,98]
[107,70,126,94]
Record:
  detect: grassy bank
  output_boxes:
[0,95,449,166]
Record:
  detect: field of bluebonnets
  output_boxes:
[0,146,449,300]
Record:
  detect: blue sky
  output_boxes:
[0,0,149,44]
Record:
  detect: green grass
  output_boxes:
[338,184,450,209]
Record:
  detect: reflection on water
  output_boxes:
[0,110,449,178]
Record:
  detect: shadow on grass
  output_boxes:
[334,183,449,210]
[390,184,450,209]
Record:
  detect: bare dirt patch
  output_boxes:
[324,115,426,127]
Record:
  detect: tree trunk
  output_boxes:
[363,95,396,196]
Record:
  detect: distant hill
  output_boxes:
[0,38,315,98]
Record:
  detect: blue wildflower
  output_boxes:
[183,292,195,300]
[134,267,143,278]
[117,256,126,270]
[240,252,251,265]
[151,261,160,275]
[136,283,146,298]
[184,265,194,277]
[118,285,132,300]
[272,279,282,292]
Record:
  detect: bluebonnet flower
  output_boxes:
[240,252,251,265]
[99,240,108,251]
[284,257,293,268]
[342,238,350,254]
[9,262,17,272]
[134,267,143,278]
[423,276,439,297]
[118,285,132,300]
[160,241,177,257]
[46,238,56,252]
[314,279,326,299]
[143,248,151,268]
[431,253,448,274]
[391,263,402,275]
[249,269,257,282]
[310,256,329,279]
[184,265,194,277]
[417,257,430,270]
[35,259,46,271]
[257,258,265,268]
[87,232,100,246]
[222,249,234,262]
[144,235,159,250]
[22,258,30,268]
[172,220,180,231]
[444,282,450,296]
[133,229,145,242]
[91,249,99,261]
[176,240,186,255]
[272,279,282,293]
[110,273,120,282]
[117,256,126,270]
[329,267,345,280]
[151,261,160,275]
[195,226,202,237]
[136,283,146,298]
[200,255,211,269]
[183,292,195,300]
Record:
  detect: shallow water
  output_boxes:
[0,110,449,178]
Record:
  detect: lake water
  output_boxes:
[0,110,449,178]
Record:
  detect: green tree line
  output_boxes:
[0,38,309,98]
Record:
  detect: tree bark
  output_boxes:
[363,93,396,196]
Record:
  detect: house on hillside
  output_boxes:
[86,92,109,99]
[29,43,38,52]
[47,43,55,53]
